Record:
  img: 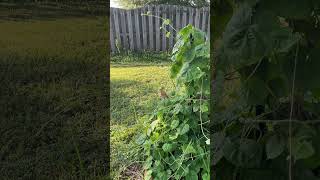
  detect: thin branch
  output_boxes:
[289,41,299,180]
[199,77,209,141]
[141,13,177,32]
[245,58,263,82]
[240,119,320,124]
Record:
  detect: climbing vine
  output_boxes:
[213,0,320,179]
[138,24,210,179]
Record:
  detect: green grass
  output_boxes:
[111,52,171,65]
[0,14,108,179]
[110,57,173,179]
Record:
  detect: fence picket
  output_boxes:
[110,12,116,52]
[141,7,148,49]
[182,7,187,27]
[127,10,134,50]
[155,6,160,51]
[161,5,167,51]
[168,5,174,49]
[120,10,128,49]
[113,9,121,51]
[148,6,154,50]
[134,9,141,50]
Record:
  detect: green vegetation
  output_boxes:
[140,25,210,179]
[213,0,320,179]
[110,54,173,179]
[111,52,170,65]
[0,6,107,179]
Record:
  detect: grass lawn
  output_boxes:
[110,56,173,179]
[0,12,108,179]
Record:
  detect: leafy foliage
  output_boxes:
[213,0,320,179]
[140,25,210,179]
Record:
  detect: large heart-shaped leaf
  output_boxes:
[223,138,263,168]
[266,133,286,159]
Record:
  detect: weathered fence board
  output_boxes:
[155,6,160,52]
[141,7,148,49]
[134,8,141,50]
[148,6,154,51]
[110,5,210,53]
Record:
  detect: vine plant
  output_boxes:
[137,14,210,179]
[213,0,320,179]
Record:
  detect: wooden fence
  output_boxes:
[110,5,210,53]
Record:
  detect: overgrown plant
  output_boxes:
[213,0,320,179]
[138,24,210,179]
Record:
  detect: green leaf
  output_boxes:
[193,105,199,112]
[218,3,270,69]
[218,3,298,71]
[136,134,146,145]
[169,132,179,140]
[145,170,153,180]
[266,133,285,159]
[223,138,263,168]
[200,103,208,112]
[173,103,183,114]
[186,170,198,180]
[246,77,269,105]
[302,133,320,169]
[292,47,320,92]
[202,173,210,180]
[144,157,153,169]
[292,139,315,160]
[163,19,170,25]
[162,143,174,152]
[212,132,226,165]
[170,119,179,129]
[183,144,197,154]
[166,31,171,38]
[155,171,168,180]
[147,119,159,136]
[180,124,190,135]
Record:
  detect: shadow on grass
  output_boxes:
[0,2,107,22]
[0,53,108,179]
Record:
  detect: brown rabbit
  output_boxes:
[159,87,168,99]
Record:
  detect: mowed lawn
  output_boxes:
[110,63,173,178]
[0,16,108,179]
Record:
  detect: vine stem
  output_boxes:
[240,119,320,124]
[141,13,177,32]
[245,58,263,82]
[289,41,299,180]
[200,77,209,141]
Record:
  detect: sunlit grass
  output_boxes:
[110,61,173,178]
